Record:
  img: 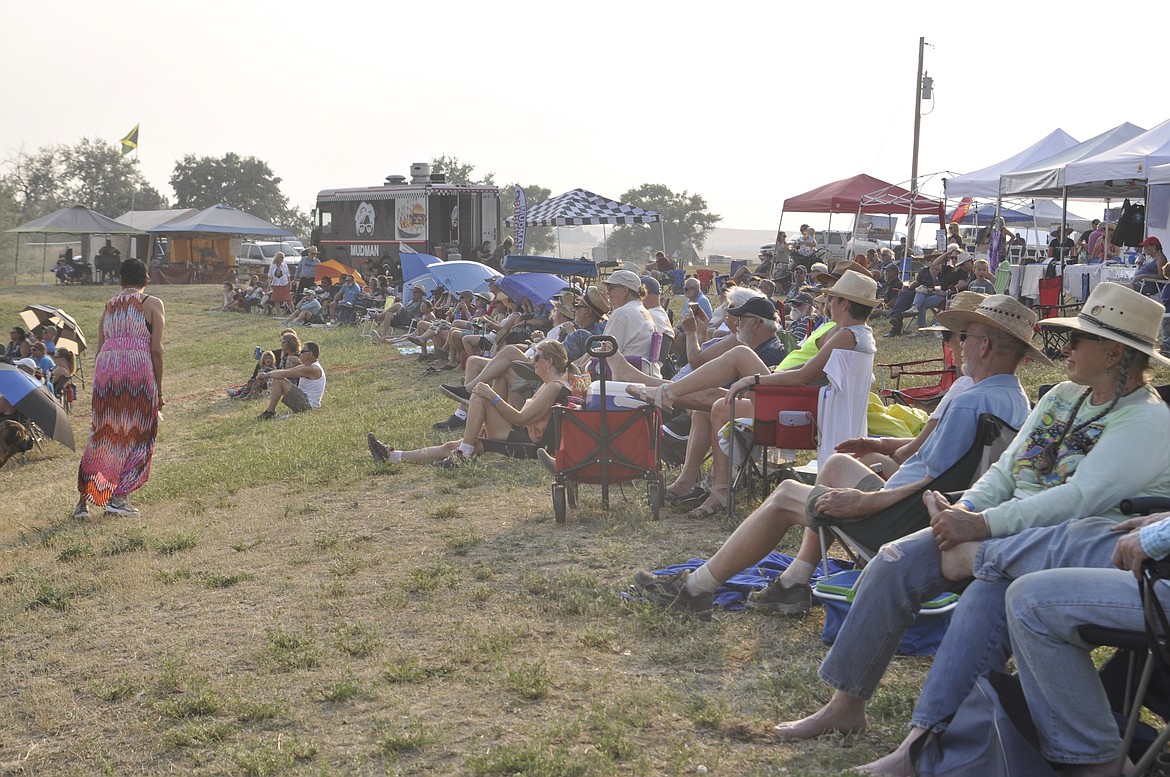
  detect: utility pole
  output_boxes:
[909,36,926,252]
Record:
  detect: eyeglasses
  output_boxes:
[958,331,988,343]
[1069,331,1103,348]
[299,349,313,355]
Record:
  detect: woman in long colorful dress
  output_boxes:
[74,259,165,518]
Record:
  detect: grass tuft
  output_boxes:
[262,627,321,671]
[156,531,199,555]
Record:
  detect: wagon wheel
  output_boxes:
[552,484,567,524]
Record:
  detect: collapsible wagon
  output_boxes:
[547,336,664,523]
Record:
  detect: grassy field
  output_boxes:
[0,282,1136,776]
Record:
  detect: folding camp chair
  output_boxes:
[877,336,959,410]
[724,349,874,520]
[1076,495,1170,777]
[813,413,1017,571]
[1031,274,1080,359]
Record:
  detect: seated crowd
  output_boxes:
[208,240,1170,774]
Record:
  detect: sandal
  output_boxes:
[666,486,706,504]
[625,383,674,411]
[687,487,727,519]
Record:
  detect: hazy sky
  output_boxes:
[3,1,1166,232]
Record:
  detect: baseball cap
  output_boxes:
[1140,236,1162,250]
[14,358,37,372]
[640,275,661,295]
[726,296,778,321]
[604,270,642,291]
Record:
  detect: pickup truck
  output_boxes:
[235,241,303,279]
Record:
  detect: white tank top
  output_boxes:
[299,364,326,408]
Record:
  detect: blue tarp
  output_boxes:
[502,254,598,277]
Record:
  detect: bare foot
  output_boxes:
[851,730,921,776]
[771,704,867,740]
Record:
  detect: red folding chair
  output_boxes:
[1032,275,1079,359]
[878,337,958,409]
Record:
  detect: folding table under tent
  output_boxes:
[7,205,142,285]
[504,188,664,258]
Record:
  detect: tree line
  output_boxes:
[0,142,721,276]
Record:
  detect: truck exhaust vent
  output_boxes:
[410,162,432,183]
[384,175,407,186]
[429,173,447,183]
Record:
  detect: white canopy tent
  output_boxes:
[1000,123,1148,198]
[1151,163,1170,184]
[1062,117,1170,198]
[944,128,1078,199]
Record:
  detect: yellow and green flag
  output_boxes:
[120,124,139,155]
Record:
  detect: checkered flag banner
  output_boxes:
[505,188,662,227]
[513,185,527,255]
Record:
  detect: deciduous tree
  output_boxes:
[3,139,167,219]
[605,183,721,265]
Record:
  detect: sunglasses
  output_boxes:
[1069,331,1103,348]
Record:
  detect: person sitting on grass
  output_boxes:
[631,293,1034,616]
[284,291,323,326]
[228,350,278,400]
[258,342,325,420]
[367,340,573,469]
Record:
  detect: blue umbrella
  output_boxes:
[0,363,74,449]
[427,260,501,294]
[496,273,573,308]
[400,253,442,287]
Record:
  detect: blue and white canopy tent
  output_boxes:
[504,188,664,259]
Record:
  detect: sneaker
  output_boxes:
[368,432,393,463]
[434,450,473,469]
[105,496,140,517]
[72,502,89,520]
[440,384,471,403]
[631,569,713,617]
[432,414,466,431]
[258,410,276,420]
[440,363,458,371]
[747,578,811,615]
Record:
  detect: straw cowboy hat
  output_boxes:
[819,269,880,307]
[937,294,1053,366]
[919,291,988,332]
[554,301,576,320]
[580,285,611,319]
[1038,281,1170,367]
[815,260,870,286]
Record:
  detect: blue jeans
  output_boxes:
[912,292,945,328]
[1006,568,1165,764]
[909,517,1121,731]
[819,527,950,699]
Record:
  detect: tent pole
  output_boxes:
[659,220,666,257]
[1060,185,1069,273]
[13,233,19,286]
[556,227,562,258]
[41,235,47,286]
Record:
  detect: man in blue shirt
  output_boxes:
[633,294,1037,616]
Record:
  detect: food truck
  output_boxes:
[311,163,501,280]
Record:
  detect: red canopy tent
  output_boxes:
[777,174,944,257]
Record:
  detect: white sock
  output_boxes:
[454,408,468,420]
[388,451,403,464]
[684,563,720,596]
[779,559,815,587]
[458,442,475,458]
